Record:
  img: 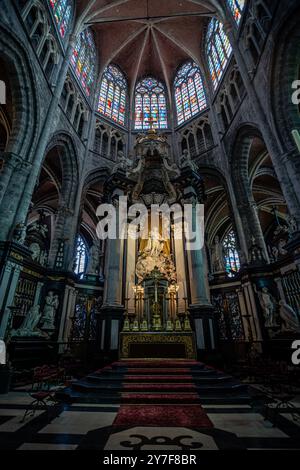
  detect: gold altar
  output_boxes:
[120,332,196,359]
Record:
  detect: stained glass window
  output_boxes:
[206,18,232,90]
[174,61,207,126]
[74,235,88,277]
[227,0,245,25]
[98,64,127,126]
[49,0,72,38]
[70,28,96,97]
[134,77,168,130]
[223,230,241,277]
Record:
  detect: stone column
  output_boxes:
[99,173,130,353]
[0,262,22,339]
[178,167,214,351]
[58,285,77,353]
[237,200,269,263]
[125,234,136,315]
[48,205,75,270]
[173,231,187,314]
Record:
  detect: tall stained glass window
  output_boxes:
[227,0,245,25]
[223,230,241,277]
[70,28,96,97]
[174,61,207,126]
[206,18,232,90]
[49,0,72,38]
[98,64,127,126]
[134,77,168,130]
[74,235,87,277]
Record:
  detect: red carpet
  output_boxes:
[123,383,197,390]
[110,360,214,428]
[121,393,202,404]
[113,404,213,427]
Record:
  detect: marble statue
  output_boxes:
[136,228,176,284]
[254,286,278,328]
[179,149,198,172]
[287,215,298,235]
[40,292,59,330]
[86,241,101,275]
[279,301,300,333]
[144,227,165,258]
[211,236,225,273]
[29,242,41,262]
[12,222,27,244]
[271,245,279,262]
[112,150,133,175]
[278,239,288,256]
[11,305,44,337]
[162,155,180,176]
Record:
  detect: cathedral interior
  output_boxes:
[0,0,300,453]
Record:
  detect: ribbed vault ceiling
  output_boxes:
[74,0,227,92]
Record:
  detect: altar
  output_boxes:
[120,332,196,359]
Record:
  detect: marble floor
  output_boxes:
[0,392,299,450]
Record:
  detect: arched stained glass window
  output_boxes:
[70,28,96,97]
[98,65,127,126]
[74,235,88,277]
[174,61,207,126]
[227,0,245,25]
[49,0,72,38]
[206,18,232,90]
[223,230,241,277]
[134,77,168,130]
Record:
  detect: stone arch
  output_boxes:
[77,168,110,248]
[270,7,300,154]
[44,132,79,209]
[0,23,39,159]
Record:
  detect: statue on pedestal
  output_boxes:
[211,236,225,273]
[112,150,133,176]
[254,286,278,328]
[12,222,27,244]
[86,241,102,276]
[11,305,44,337]
[40,292,59,330]
[179,149,198,172]
[279,301,300,333]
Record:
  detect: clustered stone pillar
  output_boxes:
[99,174,128,354]
[178,167,215,351]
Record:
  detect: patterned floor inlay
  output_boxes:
[0,392,299,450]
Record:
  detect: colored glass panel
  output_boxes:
[71,29,96,97]
[97,64,127,126]
[206,18,232,89]
[49,0,72,38]
[134,77,168,130]
[227,0,245,25]
[223,230,241,277]
[174,61,207,125]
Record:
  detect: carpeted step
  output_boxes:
[123,383,197,392]
[124,375,193,382]
[112,360,204,368]
[121,392,202,404]
[113,404,213,428]
[58,359,250,406]
[123,368,191,374]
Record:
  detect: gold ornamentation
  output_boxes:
[120,332,196,359]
